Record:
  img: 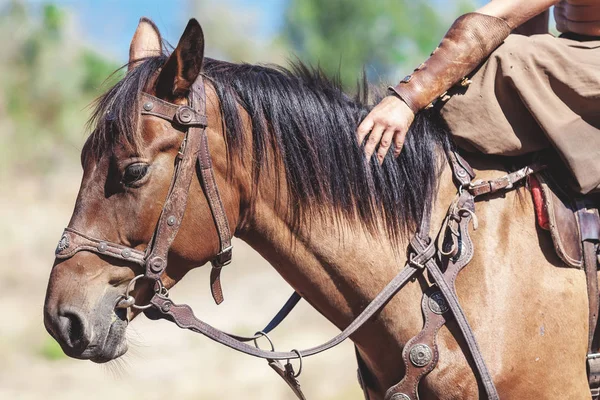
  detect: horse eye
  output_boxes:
[122,163,149,186]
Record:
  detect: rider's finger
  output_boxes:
[376,128,395,165]
[364,124,385,159]
[393,129,408,158]
[356,117,374,145]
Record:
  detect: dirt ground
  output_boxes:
[0,165,363,400]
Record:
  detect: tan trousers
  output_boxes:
[440,33,600,194]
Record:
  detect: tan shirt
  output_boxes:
[555,0,600,36]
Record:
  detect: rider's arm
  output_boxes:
[389,0,559,114]
[513,10,550,36]
[358,0,559,162]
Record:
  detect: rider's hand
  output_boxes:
[356,95,415,163]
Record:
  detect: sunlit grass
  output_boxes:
[38,336,67,361]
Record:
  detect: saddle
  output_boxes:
[531,174,600,269]
[530,173,600,398]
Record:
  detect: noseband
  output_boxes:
[55,76,233,304]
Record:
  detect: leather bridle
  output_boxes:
[55,75,232,304]
[54,73,545,400]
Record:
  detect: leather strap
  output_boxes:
[192,78,233,304]
[268,359,307,400]
[468,164,545,197]
[586,239,600,399]
[149,263,421,360]
[142,89,208,281]
[56,75,234,301]
[224,292,302,343]
[577,203,600,399]
[55,227,145,265]
[385,287,447,400]
[403,193,499,400]
[355,346,372,400]
[386,192,482,399]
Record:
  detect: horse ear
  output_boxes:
[155,19,205,100]
[128,17,162,71]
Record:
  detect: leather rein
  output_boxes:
[54,74,543,399]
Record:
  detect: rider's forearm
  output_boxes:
[389,0,558,114]
[389,12,511,114]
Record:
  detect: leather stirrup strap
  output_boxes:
[585,239,600,399]
[577,203,600,399]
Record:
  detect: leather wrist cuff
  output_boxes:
[389,12,511,114]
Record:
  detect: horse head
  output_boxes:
[43,18,243,362]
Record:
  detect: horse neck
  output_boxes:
[235,138,459,384]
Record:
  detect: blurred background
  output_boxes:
[0,0,482,399]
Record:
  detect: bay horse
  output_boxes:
[43,18,591,399]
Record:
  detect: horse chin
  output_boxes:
[87,318,129,363]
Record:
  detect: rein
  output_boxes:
[54,74,543,399]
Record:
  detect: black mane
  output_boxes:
[89,55,452,240]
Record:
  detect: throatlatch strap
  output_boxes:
[190,78,233,304]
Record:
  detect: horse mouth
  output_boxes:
[88,318,129,363]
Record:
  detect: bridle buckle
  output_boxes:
[212,245,233,269]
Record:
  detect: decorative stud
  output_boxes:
[56,234,70,253]
[176,106,194,124]
[428,291,449,315]
[121,248,132,258]
[409,344,433,367]
[149,257,165,273]
[167,216,176,226]
[97,242,108,252]
[143,102,154,111]
[401,75,412,84]
[161,302,171,312]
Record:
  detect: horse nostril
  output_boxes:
[59,310,90,352]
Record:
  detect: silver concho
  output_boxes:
[428,291,449,315]
[56,234,70,253]
[390,394,411,400]
[409,344,433,367]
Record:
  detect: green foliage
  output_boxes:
[42,3,64,38]
[283,0,474,90]
[81,50,124,92]
[0,1,119,176]
[38,336,66,361]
